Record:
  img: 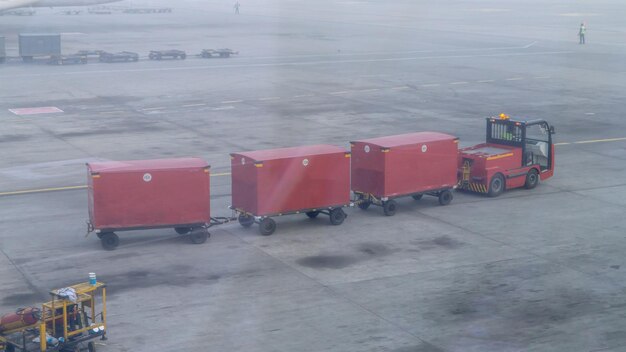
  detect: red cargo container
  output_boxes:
[231,145,351,235]
[87,158,211,250]
[351,132,458,216]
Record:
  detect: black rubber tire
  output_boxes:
[329,208,346,225]
[412,194,423,200]
[524,169,539,189]
[383,200,397,216]
[175,227,191,235]
[438,190,453,206]
[96,233,104,239]
[306,211,320,219]
[88,341,96,352]
[238,214,254,228]
[156,54,162,60]
[189,228,209,244]
[100,232,119,251]
[259,218,276,236]
[358,201,371,210]
[488,174,505,197]
[180,54,186,60]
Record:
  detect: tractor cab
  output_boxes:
[458,114,555,197]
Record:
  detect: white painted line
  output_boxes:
[221,100,243,104]
[2,51,574,78]
[141,107,165,111]
[574,137,626,144]
[391,86,410,90]
[212,106,235,111]
[292,94,314,98]
[523,41,538,49]
[330,91,350,95]
[258,97,281,101]
[477,80,495,83]
[585,112,596,115]
[450,81,468,85]
[533,76,551,79]
[505,77,524,81]
[358,88,381,92]
[183,103,206,107]
[9,107,64,115]
[421,83,440,87]
[99,111,125,114]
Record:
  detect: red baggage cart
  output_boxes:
[86,158,212,250]
[351,132,458,216]
[230,145,351,235]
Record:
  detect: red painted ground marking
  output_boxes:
[8,107,64,116]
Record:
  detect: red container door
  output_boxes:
[351,142,386,196]
[231,155,259,215]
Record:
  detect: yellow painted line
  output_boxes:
[211,172,231,177]
[574,137,626,144]
[554,142,570,146]
[0,185,87,197]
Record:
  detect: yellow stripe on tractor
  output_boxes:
[461,182,487,193]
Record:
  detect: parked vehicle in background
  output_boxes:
[201,48,238,58]
[19,33,61,62]
[149,49,186,60]
[99,51,139,63]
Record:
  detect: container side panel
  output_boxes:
[384,139,458,196]
[256,152,350,215]
[91,168,210,229]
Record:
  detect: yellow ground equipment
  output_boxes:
[1,282,107,352]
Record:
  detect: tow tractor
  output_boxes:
[0,282,107,352]
[458,114,555,197]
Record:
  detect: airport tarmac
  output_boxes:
[1,0,626,351]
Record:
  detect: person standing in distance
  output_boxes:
[579,23,586,44]
[234,1,240,14]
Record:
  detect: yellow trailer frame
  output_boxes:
[1,281,107,352]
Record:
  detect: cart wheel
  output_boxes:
[238,214,254,228]
[175,227,191,235]
[96,232,104,239]
[156,54,162,60]
[259,218,276,236]
[382,200,397,216]
[524,169,539,189]
[329,208,346,225]
[412,194,423,201]
[438,190,453,206]
[190,228,209,244]
[357,201,371,210]
[181,54,187,60]
[488,174,505,197]
[88,341,96,352]
[100,232,119,250]
[306,211,320,219]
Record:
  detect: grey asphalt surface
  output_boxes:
[1,0,626,351]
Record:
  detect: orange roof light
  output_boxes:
[499,113,510,120]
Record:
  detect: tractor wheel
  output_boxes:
[357,201,371,210]
[88,341,97,352]
[175,227,191,235]
[438,190,453,206]
[189,228,209,244]
[524,169,539,189]
[259,218,276,236]
[306,211,320,219]
[383,200,397,216]
[329,208,346,225]
[238,214,254,228]
[488,174,505,197]
[100,232,119,250]
[412,194,423,201]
